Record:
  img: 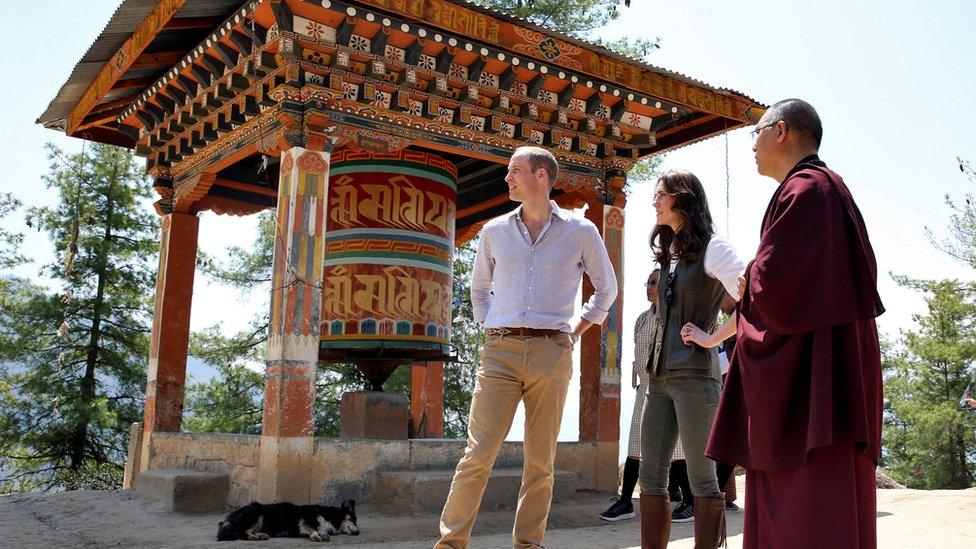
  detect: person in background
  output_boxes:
[599,269,660,522]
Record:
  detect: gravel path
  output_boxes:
[1,478,972,548]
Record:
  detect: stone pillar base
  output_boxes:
[123,422,144,490]
[340,391,409,439]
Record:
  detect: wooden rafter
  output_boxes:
[66,0,187,135]
[164,16,224,30]
[130,50,186,70]
[112,76,159,91]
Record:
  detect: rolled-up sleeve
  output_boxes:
[579,223,618,324]
[470,231,494,324]
[704,237,746,300]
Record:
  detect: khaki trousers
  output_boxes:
[436,333,574,549]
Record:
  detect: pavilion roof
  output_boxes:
[39,0,764,151]
[39,0,244,146]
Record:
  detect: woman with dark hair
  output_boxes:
[638,170,744,548]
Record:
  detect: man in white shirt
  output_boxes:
[435,146,618,549]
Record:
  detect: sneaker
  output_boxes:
[598,497,635,522]
[725,501,740,511]
[671,502,695,523]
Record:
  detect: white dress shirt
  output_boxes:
[471,201,618,332]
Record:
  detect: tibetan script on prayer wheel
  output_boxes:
[320,149,457,361]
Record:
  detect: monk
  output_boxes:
[706,99,885,548]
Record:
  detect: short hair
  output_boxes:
[767,98,823,148]
[513,146,559,189]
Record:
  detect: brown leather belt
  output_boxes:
[485,327,564,337]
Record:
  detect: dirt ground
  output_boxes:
[0,476,972,548]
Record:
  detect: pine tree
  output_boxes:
[0,193,26,270]
[928,158,976,267]
[475,0,628,36]
[882,276,976,489]
[0,143,158,492]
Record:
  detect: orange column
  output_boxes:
[410,361,445,438]
[258,146,330,504]
[579,191,625,491]
[143,212,199,434]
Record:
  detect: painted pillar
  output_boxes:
[140,212,198,470]
[258,146,329,504]
[579,188,625,491]
[410,361,445,438]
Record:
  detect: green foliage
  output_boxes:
[882,276,976,489]
[183,326,265,435]
[197,211,275,290]
[592,36,661,62]
[475,0,628,36]
[928,158,976,267]
[0,193,27,269]
[444,241,485,438]
[0,143,157,492]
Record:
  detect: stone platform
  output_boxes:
[372,467,577,515]
[129,431,615,510]
[135,468,229,512]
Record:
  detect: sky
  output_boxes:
[1,1,975,458]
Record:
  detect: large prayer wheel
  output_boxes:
[320,149,456,387]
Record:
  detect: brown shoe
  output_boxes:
[693,495,727,548]
[639,495,671,549]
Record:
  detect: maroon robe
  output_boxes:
[706,156,884,548]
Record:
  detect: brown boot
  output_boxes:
[693,495,727,548]
[639,494,671,549]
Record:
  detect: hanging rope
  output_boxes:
[724,132,730,237]
[52,137,93,360]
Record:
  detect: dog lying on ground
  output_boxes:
[217,500,359,542]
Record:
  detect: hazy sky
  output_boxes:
[2,1,974,455]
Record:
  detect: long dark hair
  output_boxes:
[650,170,714,265]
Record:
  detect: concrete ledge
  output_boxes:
[136,469,229,513]
[142,432,604,507]
[373,467,576,515]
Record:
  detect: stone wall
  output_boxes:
[147,432,260,506]
[141,432,605,508]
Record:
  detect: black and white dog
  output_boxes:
[217,500,359,542]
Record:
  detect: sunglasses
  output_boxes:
[665,271,677,304]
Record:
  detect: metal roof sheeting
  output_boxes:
[38,0,242,130]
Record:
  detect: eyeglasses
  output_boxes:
[665,271,677,304]
[750,120,781,142]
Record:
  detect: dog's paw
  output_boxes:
[326,524,338,535]
[247,532,270,541]
[310,530,330,542]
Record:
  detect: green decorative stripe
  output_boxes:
[329,161,457,191]
[323,255,452,275]
[320,339,449,349]
[325,228,453,251]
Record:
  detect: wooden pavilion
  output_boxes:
[40,0,764,508]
